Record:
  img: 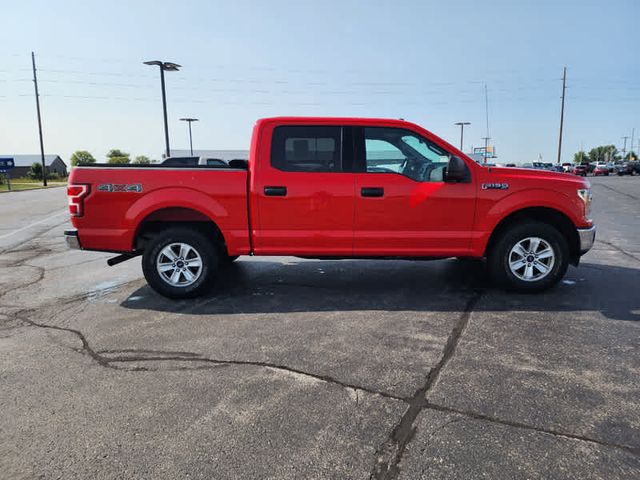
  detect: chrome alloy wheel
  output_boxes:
[508,237,555,282]
[156,242,203,287]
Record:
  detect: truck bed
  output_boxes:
[68,165,250,254]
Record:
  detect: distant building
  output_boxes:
[0,154,68,177]
[166,149,249,161]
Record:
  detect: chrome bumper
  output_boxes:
[64,229,81,249]
[577,226,596,254]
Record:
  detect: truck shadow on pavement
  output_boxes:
[120,258,640,322]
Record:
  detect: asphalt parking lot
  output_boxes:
[1,176,639,479]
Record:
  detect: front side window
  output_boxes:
[271,126,341,172]
[364,127,450,182]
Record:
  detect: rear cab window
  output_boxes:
[271,126,343,172]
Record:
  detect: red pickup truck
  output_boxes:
[66,117,595,298]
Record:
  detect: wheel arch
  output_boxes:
[484,206,580,264]
[133,206,228,255]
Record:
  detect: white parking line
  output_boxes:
[0,210,69,240]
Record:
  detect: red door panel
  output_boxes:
[354,174,476,255]
[254,172,355,255]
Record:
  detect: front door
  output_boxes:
[353,126,476,256]
[253,125,355,256]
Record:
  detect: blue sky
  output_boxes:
[1,0,638,164]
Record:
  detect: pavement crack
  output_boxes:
[14,315,116,369]
[597,239,640,263]
[369,290,483,480]
[12,315,407,401]
[593,182,640,202]
[423,402,640,457]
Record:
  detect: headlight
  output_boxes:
[577,188,592,219]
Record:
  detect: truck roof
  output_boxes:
[256,116,421,128]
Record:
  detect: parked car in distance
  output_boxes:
[606,162,616,173]
[65,116,596,298]
[572,165,588,176]
[593,163,609,176]
[561,163,573,173]
[614,162,634,176]
[162,156,228,167]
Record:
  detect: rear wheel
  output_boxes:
[488,221,569,292]
[142,227,220,299]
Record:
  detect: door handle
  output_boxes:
[264,186,287,196]
[361,187,384,197]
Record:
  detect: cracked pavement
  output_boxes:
[1,177,639,479]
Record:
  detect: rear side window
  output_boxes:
[271,126,342,172]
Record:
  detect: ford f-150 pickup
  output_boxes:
[65,117,595,298]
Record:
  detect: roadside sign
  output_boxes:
[0,157,15,173]
[0,158,14,191]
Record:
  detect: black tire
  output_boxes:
[488,221,569,292]
[142,227,220,299]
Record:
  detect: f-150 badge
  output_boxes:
[97,183,143,192]
[481,183,509,190]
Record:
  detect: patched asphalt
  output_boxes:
[1,177,639,479]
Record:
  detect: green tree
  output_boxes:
[106,148,130,165]
[70,150,96,167]
[588,145,619,164]
[573,151,589,164]
[132,155,151,164]
[625,151,637,162]
[27,162,43,180]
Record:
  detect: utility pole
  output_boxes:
[454,122,470,151]
[556,66,567,165]
[621,136,630,160]
[31,51,47,186]
[630,128,635,157]
[484,84,490,163]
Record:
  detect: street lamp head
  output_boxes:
[143,60,181,71]
[180,118,199,122]
[454,122,471,126]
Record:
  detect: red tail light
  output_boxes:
[67,184,90,217]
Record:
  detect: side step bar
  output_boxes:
[107,252,140,266]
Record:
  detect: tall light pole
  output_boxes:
[144,60,181,159]
[180,118,199,156]
[454,122,470,151]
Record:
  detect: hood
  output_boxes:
[484,166,589,187]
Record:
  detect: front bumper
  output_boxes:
[577,225,596,254]
[64,229,81,249]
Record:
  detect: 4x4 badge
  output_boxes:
[97,183,142,193]
[481,183,509,190]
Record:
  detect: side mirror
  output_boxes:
[445,156,471,183]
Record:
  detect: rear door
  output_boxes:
[252,124,356,255]
[353,126,476,256]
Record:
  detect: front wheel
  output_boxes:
[488,221,569,292]
[142,227,220,299]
